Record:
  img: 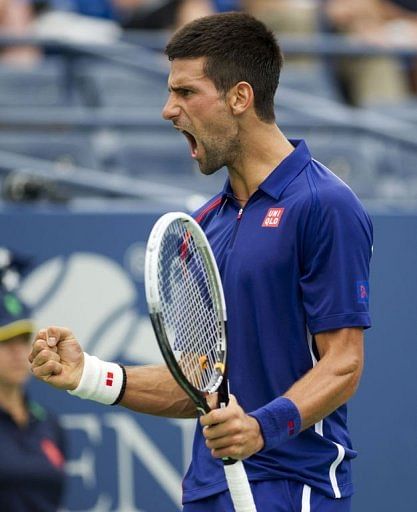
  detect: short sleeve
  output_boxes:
[300,183,373,334]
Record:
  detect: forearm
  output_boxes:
[200,336,363,459]
[283,327,364,430]
[120,364,197,418]
[249,328,364,451]
[284,345,363,430]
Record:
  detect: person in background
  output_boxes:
[41,0,216,29]
[0,248,66,512]
[323,0,417,105]
[0,0,40,65]
[377,0,417,94]
[243,0,319,36]
[212,0,240,12]
[113,0,215,30]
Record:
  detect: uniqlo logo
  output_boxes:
[106,372,114,387]
[262,207,285,228]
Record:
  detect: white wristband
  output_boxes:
[68,353,125,405]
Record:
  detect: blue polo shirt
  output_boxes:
[182,139,372,502]
[0,399,66,511]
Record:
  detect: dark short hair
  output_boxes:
[165,12,283,123]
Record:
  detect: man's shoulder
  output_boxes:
[303,158,368,213]
[192,193,223,225]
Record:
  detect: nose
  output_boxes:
[162,93,180,121]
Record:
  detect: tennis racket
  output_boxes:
[144,211,257,512]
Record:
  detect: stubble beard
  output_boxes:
[197,133,241,176]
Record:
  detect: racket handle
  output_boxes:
[223,460,257,512]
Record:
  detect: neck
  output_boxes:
[227,119,294,202]
[0,384,28,426]
[232,193,249,208]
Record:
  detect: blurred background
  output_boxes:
[0,0,416,510]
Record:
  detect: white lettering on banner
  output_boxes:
[61,413,191,511]
[105,413,182,510]
[60,414,101,488]
[168,418,195,473]
[60,414,114,512]
[61,413,183,512]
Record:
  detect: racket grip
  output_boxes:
[223,460,257,512]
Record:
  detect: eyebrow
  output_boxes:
[168,84,196,93]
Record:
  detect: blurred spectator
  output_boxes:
[38,0,117,19]
[0,248,66,512]
[324,0,417,105]
[0,0,40,65]
[172,0,214,28]
[33,0,216,32]
[243,0,320,35]
[114,0,214,30]
[380,0,417,94]
[212,0,240,12]
[242,1,320,66]
[0,0,236,59]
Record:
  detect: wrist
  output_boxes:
[248,396,301,452]
[247,414,265,453]
[67,352,126,405]
[68,353,85,391]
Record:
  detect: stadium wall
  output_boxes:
[0,206,415,512]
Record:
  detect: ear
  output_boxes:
[228,82,254,116]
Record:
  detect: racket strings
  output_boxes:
[158,220,222,392]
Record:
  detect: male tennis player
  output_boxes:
[29,12,372,512]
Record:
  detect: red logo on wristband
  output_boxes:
[106,372,114,387]
[288,419,295,436]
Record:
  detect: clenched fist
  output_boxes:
[29,326,84,390]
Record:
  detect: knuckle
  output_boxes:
[44,360,57,372]
[210,411,221,423]
[232,434,243,446]
[40,348,54,361]
[32,366,47,380]
[230,419,242,433]
[227,435,243,451]
[33,339,46,351]
[228,446,240,458]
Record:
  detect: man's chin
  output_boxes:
[198,160,223,176]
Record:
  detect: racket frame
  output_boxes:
[145,211,227,414]
[145,211,257,512]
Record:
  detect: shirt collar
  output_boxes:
[0,394,43,426]
[221,139,311,201]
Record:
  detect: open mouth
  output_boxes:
[181,130,198,159]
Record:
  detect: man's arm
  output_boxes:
[29,326,196,419]
[200,327,364,460]
[121,365,197,418]
[284,327,364,430]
